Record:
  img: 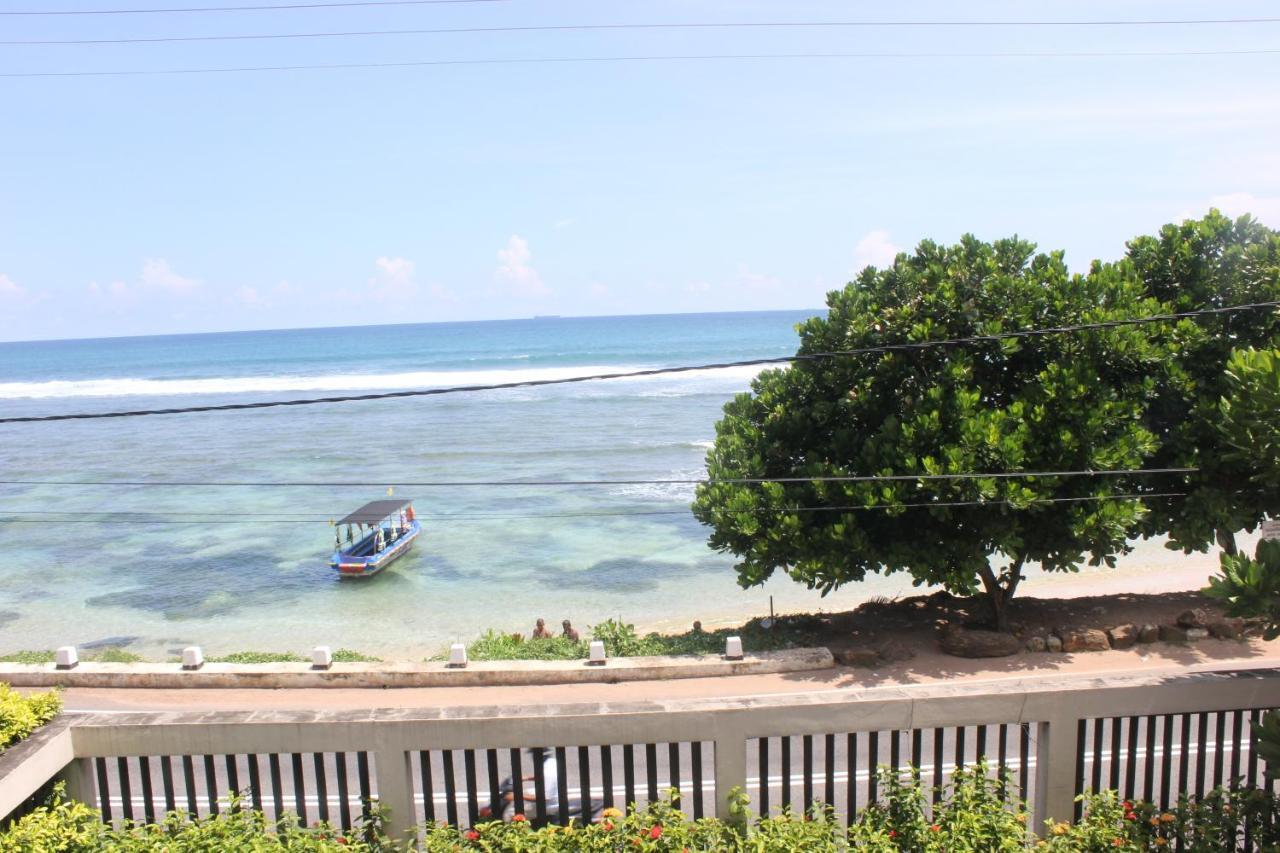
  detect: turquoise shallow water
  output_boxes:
[0,311,1229,657]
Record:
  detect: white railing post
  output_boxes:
[374,750,418,847]
[1034,714,1081,829]
[712,722,748,823]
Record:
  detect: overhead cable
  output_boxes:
[0,467,1199,487]
[0,301,1274,425]
[3,48,1278,78]
[8,18,1280,45]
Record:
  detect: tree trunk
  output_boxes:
[977,554,1027,634]
[1217,527,1239,557]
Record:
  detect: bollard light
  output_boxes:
[312,646,333,670]
[55,646,79,670]
[724,636,744,661]
[182,646,204,671]
[448,643,468,668]
[588,640,607,665]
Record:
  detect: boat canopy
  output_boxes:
[336,499,413,527]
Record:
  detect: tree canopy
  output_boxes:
[693,234,1169,629]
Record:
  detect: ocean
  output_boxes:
[0,311,1229,658]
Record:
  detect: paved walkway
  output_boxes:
[59,637,1280,713]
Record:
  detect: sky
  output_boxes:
[0,0,1278,342]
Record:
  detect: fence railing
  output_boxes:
[6,664,1280,843]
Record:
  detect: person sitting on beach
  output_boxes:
[532,618,552,640]
[562,620,580,642]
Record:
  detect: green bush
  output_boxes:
[0,682,61,752]
[208,651,308,664]
[0,651,56,664]
[333,649,382,663]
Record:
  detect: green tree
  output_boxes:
[1125,212,1280,555]
[693,235,1169,630]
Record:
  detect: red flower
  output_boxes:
[1125,811,1137,821]
[931,824,941,832]
[1122,800,1133,810]
[650,824,663,839]
[465,829,480,841]
[889,829,898,838]
[512,813,527,823]
[603,820,615,831]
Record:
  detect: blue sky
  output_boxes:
[1,0,1277,341]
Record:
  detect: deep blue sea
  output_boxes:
[0,311,1227,657]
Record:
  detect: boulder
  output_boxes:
[1186,628,1209,642]
[1025,636,1047,653]
[1060,628,1111,653]
[1138,624,1159,643]
[1046,635,1063,653]
[1107,624,1138,650]
[835,648,880,667]
[1209,620,1243,640]
[1159,624,1190,642]
[940,627,1021,658]
[875,639,915,663]
[1177,608,1209,629]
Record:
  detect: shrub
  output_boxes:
[0,683,61,751]
[333,649,382,663]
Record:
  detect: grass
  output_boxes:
[0,650,55,664]
[208,651,307,664]
[331,648,382,662]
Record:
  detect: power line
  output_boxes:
[1,301,1274,425]
[0,0,506,15]
[8,18,1280,45]
[3,48,1278,78]
[0,467,1199,488]
[0,492,1190,523]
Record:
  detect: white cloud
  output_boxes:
[0,274,25,300]
[235,285,266,307]
[367,256,418,301]
[1208,192,1280,227]
[495,235,549,297]
[852,230,900,272]
[140,258,201,294]
[737,265,784,293]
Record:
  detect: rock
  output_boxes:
[1209,620,1243,640]
[875,639,915,663]
[1138,624,1159,643]
[1177,608,1209,629]
[1107,624,1138,650]
[835,648,880,667]
[1186,628,1209,642]
[1046,635,1063,653]
[1159,624,1190,642]
[1025,636,1047,653]
[940,627,1021,658]
[1060,628,1111,653]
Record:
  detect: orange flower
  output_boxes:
[930,824,941,832]
[464,829,480,841]
[512,813,527,823]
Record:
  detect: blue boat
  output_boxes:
[331,499,421,577]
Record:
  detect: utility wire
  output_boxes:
[0,492,1190,523]
[4,48,1278,78]
[0,0,506,15]
[0,467,1200,488]
[8,18,1280,45]
[0,301,1274,425]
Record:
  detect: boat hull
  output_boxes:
[331,520,421,577]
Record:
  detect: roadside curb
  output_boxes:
[0,647,834,689]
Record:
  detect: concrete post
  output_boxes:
[712,722,748,823]
[57,757,96,806]
[1034,714,1081,829]
[374,750,417,847]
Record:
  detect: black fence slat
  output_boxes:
[555,747,570,827]
[314,753,329,825]
[645,743,658,807]
[867,731,878,803]
[578,746,592,823]
[1179,715,1192,806]
[1195,712,1209,798]
[292,753,307,825]
[222,754,238,811]
[954,726,966,773]
[1124,716,1139,799]
[933,728,944,805]
[1159,715,1173,811]
[781,735,792,810]
[1091,718,1103,794]
[912,728,923,774]
[510,749,524,819]
[269,754,284,819]
[802,734,814,814]
[488,750,502,821]
[1074,719,1087,820]
[1109,718,1122,791]
[532,748,547,824]
[846,732,857,820]
[1142,717,1156,802]
[356,752,372,823]
[998,724,1009,777]
[668,742,681,803]
[1248,710,1262,790]
[692,742,704,819]
[890,730,900,775]
[247,754,263,813]
[623,745,636,813]
[336,752,352,830]
[598,746,611,812]
[1019,723,1030,799]
[758,737,769,817]
[464,749,480,827]
[159,755,176,815]
[1231,710,1244,789]
[975,725,987,763]
[443,749,460,827]
[1214,712,1227,788]
[418,751,435,824]
[139,756,156,823]
[824,733,836,808]
[182,755,198,818]
[117,757,133,823]
[95,757,112,824]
